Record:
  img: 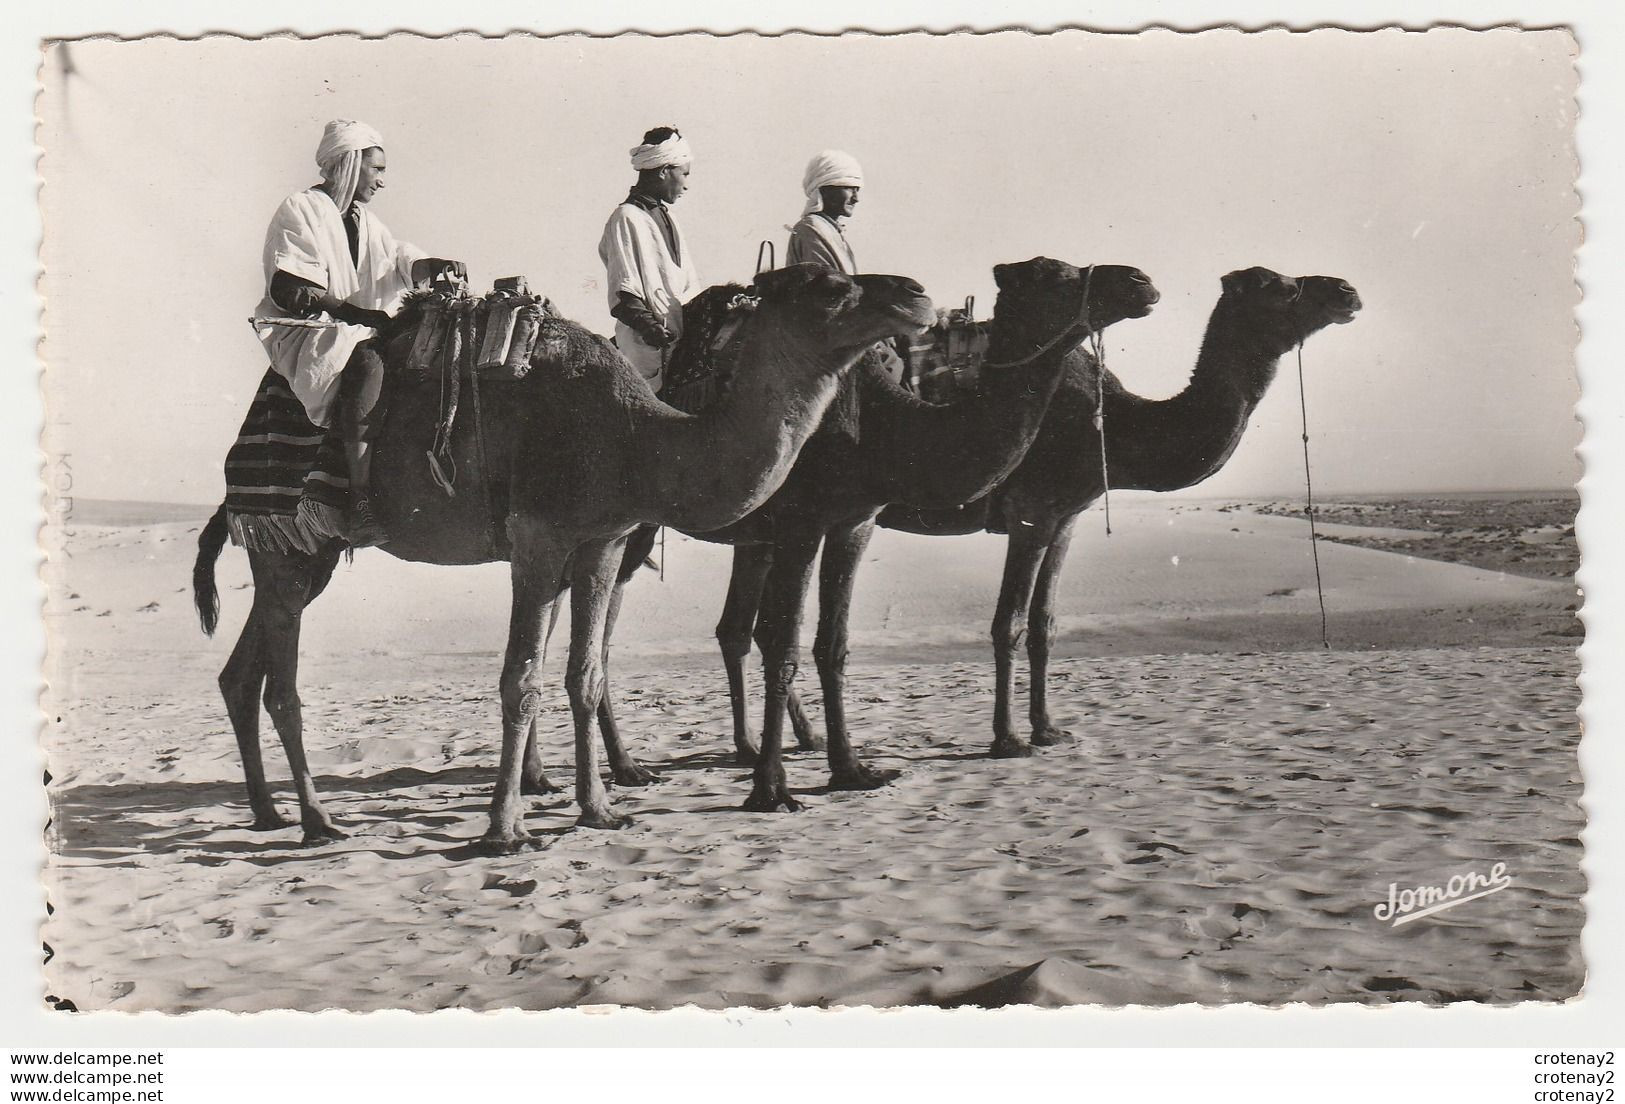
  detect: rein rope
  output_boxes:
[1091,324,1112,536]
[1296,340,1329,648]
[979,266,1113,534]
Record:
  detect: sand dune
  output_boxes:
[40,499,1583,1010]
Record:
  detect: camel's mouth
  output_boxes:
[884,297,938,335]
[1126,286,1161,318]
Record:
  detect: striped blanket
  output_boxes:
[221,368,350,555]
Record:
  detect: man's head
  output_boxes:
[630,126,693,205]
[353,147,387,205]
[818,184,860,220]
[316,119,387,212]
[801,150,864,219]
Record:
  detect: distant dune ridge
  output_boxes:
[39,494,1583,1010]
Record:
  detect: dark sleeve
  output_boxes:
[610,291,668,342]
[270,269,323,315]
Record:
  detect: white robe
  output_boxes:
[252,188,425,427]
[786,213,857,275]
[598,200,700,391]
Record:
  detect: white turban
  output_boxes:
[802,150,864,215]
[629,133,694,172]
[315,119,385,213]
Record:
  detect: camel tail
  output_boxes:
[193,506,230,637]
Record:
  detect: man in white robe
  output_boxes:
[598,126,700,393]
[252,118,464,545]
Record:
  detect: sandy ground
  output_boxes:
[40,497,1584,1010]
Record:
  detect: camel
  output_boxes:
[579,258,1160,811]
[879,267,1363,756]
[192,264,936,848]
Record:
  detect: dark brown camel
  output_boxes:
[192,265,936,848]
[879,267,1363,756]
[585,259,1160,810]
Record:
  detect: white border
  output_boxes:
[7,1,1620,1049]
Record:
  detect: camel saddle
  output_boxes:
[902,296,990,403]
[659,283,759,412]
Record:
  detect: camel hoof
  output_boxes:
[1031,726,1075,748]
[522,774,562,796]
[828,764,898,791]
[990,738,1036,760]
[734,744,761,767]
[792,731,826,753]
[576,809,634,830]
[610,762,662,788]
[300,821,349,846]
[248,811,293,833]
[742,788,802,813]
[477,830,530,856]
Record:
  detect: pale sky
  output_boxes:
[38,29,1580,503]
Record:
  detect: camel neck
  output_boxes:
[1107,302,1287,492]
[641,316,844,532]
[863,305,1080,508]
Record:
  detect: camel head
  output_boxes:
[750,264,937,366]
[1216,267,1363,353]
[989,259,1159,357]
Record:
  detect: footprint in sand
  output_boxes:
[136,601,160,613]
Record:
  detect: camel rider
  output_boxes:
[785,150,910,388]
[786,149,862,274]
[254,118,465,548]
[598,126,700,393]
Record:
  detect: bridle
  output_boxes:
[980,264,1098,371]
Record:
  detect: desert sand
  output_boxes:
[40,496,1584,1010]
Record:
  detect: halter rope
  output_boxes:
[981,264,1096,371]
[1296,340,1329,648]
[1091,324,1112,535]
[979,265,1113,534]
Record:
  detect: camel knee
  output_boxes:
[716,618,753,663]
[565,655,605,715]
[767,655,801,698]
[811,636,848,676]
[499,660,543,724]
[991,615,1026,655]
[261,676,301,719]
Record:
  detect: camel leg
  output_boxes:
[597,574,660,786]
[1028,517,1079,746]
[217,590,286,831]
[744,531,820,812]
[566,537,633,829]
[718,544,772,764]
[752,619,822,753]
[253,550,346,845]
[486,523,567,851]
[816,517,897,790]
[520,715,562,795]
[785,683,821,752]
[990,525,1051,759]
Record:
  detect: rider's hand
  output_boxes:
[287,284,325,317]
